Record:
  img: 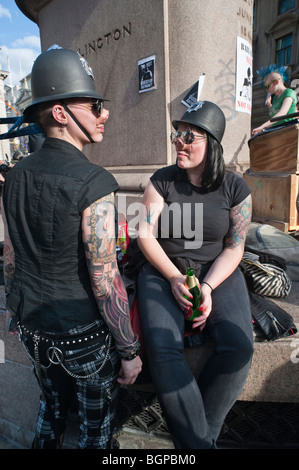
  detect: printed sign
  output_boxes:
[235,36,252,114]
[182,74,206,107]
[138,55,156,93]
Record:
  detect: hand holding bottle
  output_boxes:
[183,268,202,321]
[191,282,213,331]
[169,274,194,311]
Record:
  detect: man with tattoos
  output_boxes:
[1,46,141,449]
[137,101,253,449]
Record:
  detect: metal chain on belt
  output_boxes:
[46,334,112,380]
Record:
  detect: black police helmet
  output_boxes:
[172,101,226,144]
[24,46,106,122]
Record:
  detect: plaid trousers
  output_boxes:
[21,321,121,449]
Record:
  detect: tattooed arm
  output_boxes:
[82,192,142,384]
[192,194,252,330]
[1,198,17,334]
[203,194,252,286]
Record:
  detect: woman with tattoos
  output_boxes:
[1,46,141,449]
[137,101,253,449]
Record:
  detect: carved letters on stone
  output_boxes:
[237,0,253,42]
[78,23,132,57]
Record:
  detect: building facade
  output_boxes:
[252,0,299,129]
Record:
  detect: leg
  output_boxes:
[138,263,213,449]
[198,267,254,441]
[22,336,71,449]
[23,325,120,449]
[74,348,120,449]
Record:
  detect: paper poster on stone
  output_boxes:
[182,74,206,107]
[235,37,252,114]
[138,55,156,93]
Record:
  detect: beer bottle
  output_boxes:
[184,267,202,322]
[119,226,127,261]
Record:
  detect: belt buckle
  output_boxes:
[46,346,64,365]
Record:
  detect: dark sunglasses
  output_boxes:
[170,130,206,145]
[63,99,104,116]
[90,100,104,115]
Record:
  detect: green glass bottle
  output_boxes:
[184,267,202,322]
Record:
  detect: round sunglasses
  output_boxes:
[170,130,206,145]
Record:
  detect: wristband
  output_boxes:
[117,335,140,360]
[120,349,140,361]
[202,281,213,292]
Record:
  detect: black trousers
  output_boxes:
[21,321,120,449]
[138,263,254,449]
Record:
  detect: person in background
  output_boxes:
[1,46,141,449]
[11,141,25,161]
[137,101,254,449]
[252,64,297,135]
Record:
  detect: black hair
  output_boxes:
[201,133,226,191]
[174,131,226,192]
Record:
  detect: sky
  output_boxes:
[0,1,41,87]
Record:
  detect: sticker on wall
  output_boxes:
[236,36,252,114]
[182,74,206,108]
[138,55,156,93]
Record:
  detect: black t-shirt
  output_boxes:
[150,165,250,263]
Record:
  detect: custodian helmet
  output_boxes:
[172,101,226,144]
[24,46,106,122]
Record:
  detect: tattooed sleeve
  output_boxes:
[82,193,135,350]
[224,194,252,248]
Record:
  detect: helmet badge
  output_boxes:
[187,101,204,113]
[78,55,95,80]
[47,43,95,80]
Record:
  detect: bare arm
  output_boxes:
[82,193,142,384]
[252,96,293,135]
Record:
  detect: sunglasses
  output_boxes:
[265,78,280,90]
[83,100,104,115]
[65,99,104,116]
[170,130,206,145]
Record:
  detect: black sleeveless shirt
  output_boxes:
[3,138,119,333]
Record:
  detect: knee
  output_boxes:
[213,321,254,367]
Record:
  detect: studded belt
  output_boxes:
[18,323,110,347]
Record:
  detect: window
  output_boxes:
[276,34,293,65]
[278,0,296,14]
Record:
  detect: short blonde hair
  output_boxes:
[266,72,282,83]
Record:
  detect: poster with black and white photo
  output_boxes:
[235,36,252,114]
[138,55,156,93]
